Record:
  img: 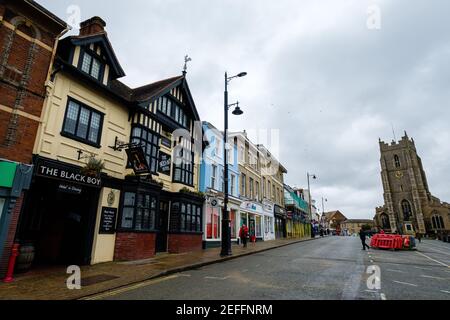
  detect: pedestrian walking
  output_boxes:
[239,224,249,248]
[416,232,422,243]
[359,228,370,250]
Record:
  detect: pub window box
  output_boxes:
[61,98,104,148]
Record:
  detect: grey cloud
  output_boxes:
[37,0,450,218]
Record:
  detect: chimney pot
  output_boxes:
[79,16,106,36]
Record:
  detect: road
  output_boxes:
[90,237,450,300]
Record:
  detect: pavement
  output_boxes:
[85,237,450,301]
[0,237,313,300]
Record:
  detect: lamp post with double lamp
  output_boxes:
[307,172,317,238]
[221,71,247,257]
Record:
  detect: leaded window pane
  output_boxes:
[64,101,79,134]
[91,58,101,79]
[81,53,92,73]
[89,112,101,143]
[77,107,90,139]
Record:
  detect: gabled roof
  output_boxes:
[132,75,184,102]
[324,210,348,222]
[23,0,68,28]
[63,32,125,78]
[131,75,200,121]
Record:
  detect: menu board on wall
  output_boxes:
[99,207,117,234]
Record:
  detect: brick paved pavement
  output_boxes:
[0,237,315,300]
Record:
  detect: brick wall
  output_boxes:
[0,194,23,279]
[0,6,57,163]
[114,232,156,261]
[168,233,203,254]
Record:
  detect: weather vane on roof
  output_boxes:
[183,55,192,75]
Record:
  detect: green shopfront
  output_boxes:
[0,160,33,279]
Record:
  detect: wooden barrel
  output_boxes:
[15,244,35,273]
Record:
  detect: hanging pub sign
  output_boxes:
[158,152,171,175]
[126,146,150,174]
[99,207,117,234]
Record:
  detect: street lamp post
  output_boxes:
[307,172,317,237]
[221,71,247,257]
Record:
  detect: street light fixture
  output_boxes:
[307,172,317,237]
[221,72,247,257]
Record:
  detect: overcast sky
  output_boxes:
[38,0,450,219]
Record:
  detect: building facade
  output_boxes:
[199,121,241,248]
[15,15,205,272]
[0,0,67,278]
[284,184,311,238]
[374,133,450,236]
[341,219,375,236]
[323,210,347,234]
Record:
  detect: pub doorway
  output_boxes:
[17,177,100,268]
[156,200,169,253]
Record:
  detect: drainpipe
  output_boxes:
[45,25,71,85]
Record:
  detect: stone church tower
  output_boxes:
[374,133,449,235]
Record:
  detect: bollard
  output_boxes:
[2,243,20,283]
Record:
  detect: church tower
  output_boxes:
[377,133,430,234]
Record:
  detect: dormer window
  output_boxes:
[80,50,103,81]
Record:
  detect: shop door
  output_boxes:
[156,201,169,253]
[249,217,256,237]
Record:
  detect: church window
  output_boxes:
[401,200,412,221]
[394,155,401,168]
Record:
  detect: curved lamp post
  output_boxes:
[221,72,247,257]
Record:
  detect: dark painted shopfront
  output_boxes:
[274,204,287,239]
[17,156,102,267]
[114,175,204,261]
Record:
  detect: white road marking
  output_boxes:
[387,269,404,273]
[421,246,450,257]
[416,251,449,268]
[178,274,192,277]
[420,275,444,280]
[380,293,387,300]
[204,276,231,280]
[414,266,434,271]
[441,290,450,294]
[81,274,180,300]
[393,280,418,287]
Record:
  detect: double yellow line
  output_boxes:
[80,274,179,300]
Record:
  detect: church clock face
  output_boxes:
[395,171,404,179]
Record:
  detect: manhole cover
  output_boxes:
[80,274,119,287]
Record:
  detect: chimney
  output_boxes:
[79,16,106,36]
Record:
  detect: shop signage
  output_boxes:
[161,137,172,148]
[126,146,150,174]
[36,159,101,188]
[158,152,171,175]
[210,198,220,208]
[58,183,82,194]
[99,207,117,234]
[241,201,263,214]
[263,200,274,214]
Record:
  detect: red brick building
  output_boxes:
[0,0,67,278]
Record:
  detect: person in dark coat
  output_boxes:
[359,228,370,250]
[239,224,249,248]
